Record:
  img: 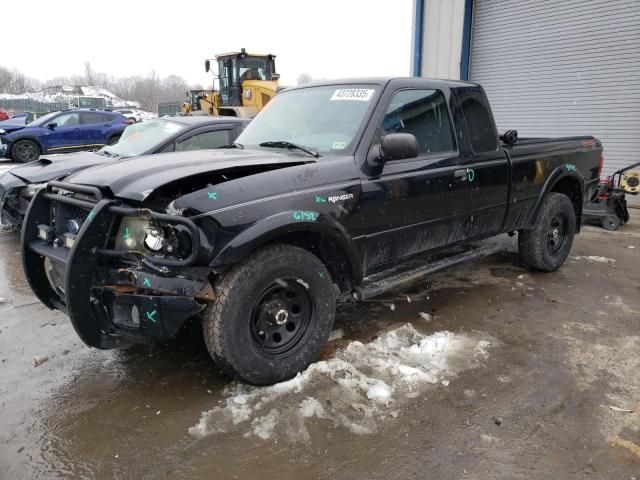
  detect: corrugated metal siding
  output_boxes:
[469,0,640,185]
[420,0,466,79]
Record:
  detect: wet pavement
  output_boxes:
[0,161,20,177]
[1,217,639,479]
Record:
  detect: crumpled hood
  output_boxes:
[65,149,314,201]
[0,124,25,134]
[9,151,112,184]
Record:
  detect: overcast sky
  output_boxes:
[3,0,413,86]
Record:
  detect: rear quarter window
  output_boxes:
[81,112,112,124]
[457,89,499,153]
[175,129,231,151]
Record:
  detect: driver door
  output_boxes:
[43,112,86,153]
[354,88,469,271]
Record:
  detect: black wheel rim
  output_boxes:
[15,142,37,161]
[250,278,314,358]
[547,213,568,255]
[603,217,619,230]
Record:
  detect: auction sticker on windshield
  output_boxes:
[330,89,375,101]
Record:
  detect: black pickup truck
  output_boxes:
[21,78,602,385]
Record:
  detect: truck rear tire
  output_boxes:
[518,193,576,272]
[202,244,336,385]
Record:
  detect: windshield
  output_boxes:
[236,85,378,154]
[98,119,185,157]
[238,57,269,81]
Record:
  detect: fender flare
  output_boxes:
[525,165,584,230]
[210,211,363,282]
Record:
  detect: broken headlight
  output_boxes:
[114,217,191,257]
[144,228,164,251]
[115,217,150,251]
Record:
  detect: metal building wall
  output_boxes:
[469,0,640,180]
[412,0,466,79]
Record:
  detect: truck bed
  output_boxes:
[503,136,597,157]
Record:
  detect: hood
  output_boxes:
[9,151,112,184]
[0,124,26,134]
[66,148,315,201]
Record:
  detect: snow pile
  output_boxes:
[571,255,615,263]
[189,324,493,440]
[0,85,132,107]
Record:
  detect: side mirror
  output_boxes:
[379,133,419,161]
[272,73,281,81]
[499,129,518,146]
[47,122,57,130]
[205,60,210,72]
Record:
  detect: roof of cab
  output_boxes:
[282,77,480,92]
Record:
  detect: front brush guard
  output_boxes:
[21,183,204,349]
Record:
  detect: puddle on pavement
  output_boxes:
[1,232,504,478]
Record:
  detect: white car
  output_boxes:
[114,108,157,123]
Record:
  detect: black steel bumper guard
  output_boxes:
[21,181,207,349]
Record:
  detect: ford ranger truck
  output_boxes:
[21,78,602,385]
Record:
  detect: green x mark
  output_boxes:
[122,227,131,240]
[208,192,217,200]
[146,310,157,322]
[315,195,326,203]
[143,278,152,288]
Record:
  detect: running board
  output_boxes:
[352,243,504,301]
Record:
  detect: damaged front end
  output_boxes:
[21,181,213,349]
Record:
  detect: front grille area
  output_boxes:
[54,202,91,238]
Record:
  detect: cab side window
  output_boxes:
[54,112,80,127]
[456,89,499,153]
[175,130,231,152]
[377,89,455,156]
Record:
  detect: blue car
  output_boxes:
[0,109,131,162]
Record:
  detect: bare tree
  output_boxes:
[84,62,95,85]
[161,75,189,102]
[0,64,201,111]
[0,67,39,94]
[297,73,313,85]
[0,67,12,93]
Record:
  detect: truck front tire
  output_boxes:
[202,244,336,385]
[518,192,576,272]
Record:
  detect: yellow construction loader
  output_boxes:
[181,49,279,117]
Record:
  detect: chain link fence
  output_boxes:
[0,98,69,114]
[158,101,182,117]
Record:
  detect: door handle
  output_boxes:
[453,169,467,179]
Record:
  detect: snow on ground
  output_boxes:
[189,323,494,441]
[0,85,132,108]
[571,255,616,263]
